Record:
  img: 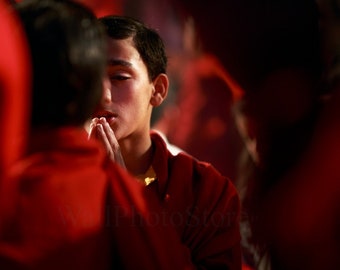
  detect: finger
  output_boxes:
[88,122,97,139]
[97,118,125,167]
[91,117,99,124]
[97,123,125,167]
[88,118,100,139]
[96,124,112,154]
[97,117,119,150]
[101,121,120,151]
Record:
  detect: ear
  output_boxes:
[150,73,169,107]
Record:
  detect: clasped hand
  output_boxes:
[88,117,126,168]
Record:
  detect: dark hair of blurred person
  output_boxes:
[18,0,106,128]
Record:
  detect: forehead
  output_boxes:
[106,36,150,79]
[107,37,140,62]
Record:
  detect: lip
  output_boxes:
[94,110,118,124]
[106,115,117,126]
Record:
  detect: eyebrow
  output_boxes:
[108,59,132,67]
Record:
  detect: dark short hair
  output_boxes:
[16,0,107,127]
[99,15,167,81]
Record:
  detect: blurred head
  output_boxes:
[99,15,167,81]
[16,0,107,128]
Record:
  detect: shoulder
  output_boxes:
[150,130,239,207]
[190,158,239,204]
[151,130,237,197]
[150,129,184,156]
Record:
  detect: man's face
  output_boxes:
[93,37,154,141]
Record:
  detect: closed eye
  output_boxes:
[110,75,130,81]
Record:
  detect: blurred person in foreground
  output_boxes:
[262,0,340,269]
[0,0,195,269]
[0,0,30,178]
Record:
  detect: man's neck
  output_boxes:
[119,133,153,177]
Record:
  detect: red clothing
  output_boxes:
[149,131,242,269]
[0,128,194,270]
[0,0,31,173]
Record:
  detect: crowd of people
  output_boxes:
[0,0,339,269]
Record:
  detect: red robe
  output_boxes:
[149,131,242,269]
[0,0,31,174]
[0,128,195,270]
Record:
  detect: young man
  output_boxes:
[0,1,194,269]
[91,15,241,269]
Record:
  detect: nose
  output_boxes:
[102,76,112,104]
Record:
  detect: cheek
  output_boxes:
[128,84,152,107]
[110,84,134,103]
[114,92,142,116]
[112,80,153,112]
